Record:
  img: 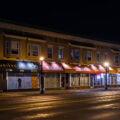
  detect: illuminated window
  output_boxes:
[48,46,53,59]
[32,44,39,56]
[58,47,64,59]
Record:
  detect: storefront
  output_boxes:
[0,60,39,90]
[43,61,63,89]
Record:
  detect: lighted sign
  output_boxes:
[17,62,37,70]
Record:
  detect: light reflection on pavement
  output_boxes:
[1,89,120,120]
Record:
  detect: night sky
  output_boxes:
[0,1,120,44]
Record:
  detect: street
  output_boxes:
[1,88,120,120]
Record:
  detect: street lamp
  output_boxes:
[104,62,109,90]
[39,57,44,94]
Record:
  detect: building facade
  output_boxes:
[0,21,120,91]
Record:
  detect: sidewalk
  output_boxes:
[1,87,120,96]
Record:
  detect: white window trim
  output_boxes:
[32,44,40,57]
[11,40,20,55]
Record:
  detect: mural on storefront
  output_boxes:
[7,72,31,90]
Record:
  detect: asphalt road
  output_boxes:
[1,89,120,120]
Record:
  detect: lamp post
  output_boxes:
[104,62,109,90]
[39,57,44,94]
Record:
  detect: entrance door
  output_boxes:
[90,74,94,87]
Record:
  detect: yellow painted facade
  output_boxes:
[0,21,120,67]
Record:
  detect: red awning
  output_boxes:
[97,65,106,73]
[74,66,93,73]
[42,61,63,73]
[61,63,76,73]
[89,64,100,73]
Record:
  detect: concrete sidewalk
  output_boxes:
[1,87,120,96]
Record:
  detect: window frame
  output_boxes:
[48,45,53,59]
[58,47,64,59]
[32,44,39,57]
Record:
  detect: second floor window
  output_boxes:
[5,40,20,55]
[96,53,100,62]
[87,51,92,61]
[48,47,53,59]
[115,54,119,65]
[70,49,80,60]
[27,44,31,56]
[11,40,20,55]
[104,53,108,61]
[70,49,74,60]
[74,49,80,60]
[58,48,64,59]
[32,44,39,56]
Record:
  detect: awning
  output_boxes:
[61,63,76,73]
[42,61,63,73]
[109,66,117,74]
[89,64,100,73]
[0,60,39,72]
[74,66,93,73]
[97,65,117,74]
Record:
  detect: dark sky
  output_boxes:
[0,1,120,44]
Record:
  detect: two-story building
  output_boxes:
[0,21,120,91]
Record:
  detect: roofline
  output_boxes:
[0,21,120,48]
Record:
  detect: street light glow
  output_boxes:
[40,57,44,61]
[104,62,109,67]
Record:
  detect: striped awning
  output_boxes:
[61,63,76,73]
[42,61,63,73]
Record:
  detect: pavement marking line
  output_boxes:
[1,96,120,112]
